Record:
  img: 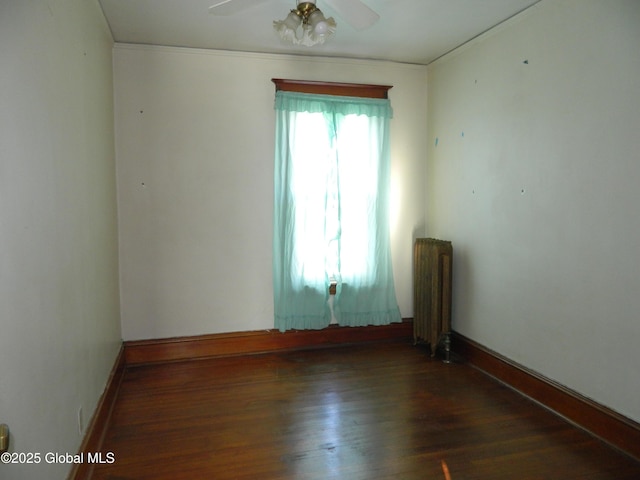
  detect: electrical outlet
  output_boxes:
[0,424,9,453]
[77,407,84,435]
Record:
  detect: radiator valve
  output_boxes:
[442,333,452,364]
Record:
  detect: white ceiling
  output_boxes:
[98,0,541,65]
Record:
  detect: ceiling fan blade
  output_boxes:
[209,0,268,16]
[324,0,380,30]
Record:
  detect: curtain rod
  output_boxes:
[272,79,392,99]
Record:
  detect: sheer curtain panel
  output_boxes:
[273,90,401,332]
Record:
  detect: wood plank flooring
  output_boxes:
[90,341,640,479]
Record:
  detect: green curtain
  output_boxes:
[273,91,401,332]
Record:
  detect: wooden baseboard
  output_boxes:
[452,332,640,462]
[124,320,414,366]
[68,345,126,480]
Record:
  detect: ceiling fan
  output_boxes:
[209,0,380,35]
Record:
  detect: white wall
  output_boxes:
[0,1,122,479]
[427,0,640,422]
[114,45,428,341]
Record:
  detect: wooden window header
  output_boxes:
[272,79,392,99]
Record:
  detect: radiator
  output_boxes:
[413,238,453,357]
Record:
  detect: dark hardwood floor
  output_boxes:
[90,341,640,479]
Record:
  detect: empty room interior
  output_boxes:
[1,0,640,478]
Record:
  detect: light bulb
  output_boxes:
[308,10,328,35]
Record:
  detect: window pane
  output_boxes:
[289,112,331,288]
[336,114,379,285]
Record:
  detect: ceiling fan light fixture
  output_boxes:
[274,1,336,47]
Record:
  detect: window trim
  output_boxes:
[271,78,392,99]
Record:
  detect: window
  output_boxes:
[273,80,401,332]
